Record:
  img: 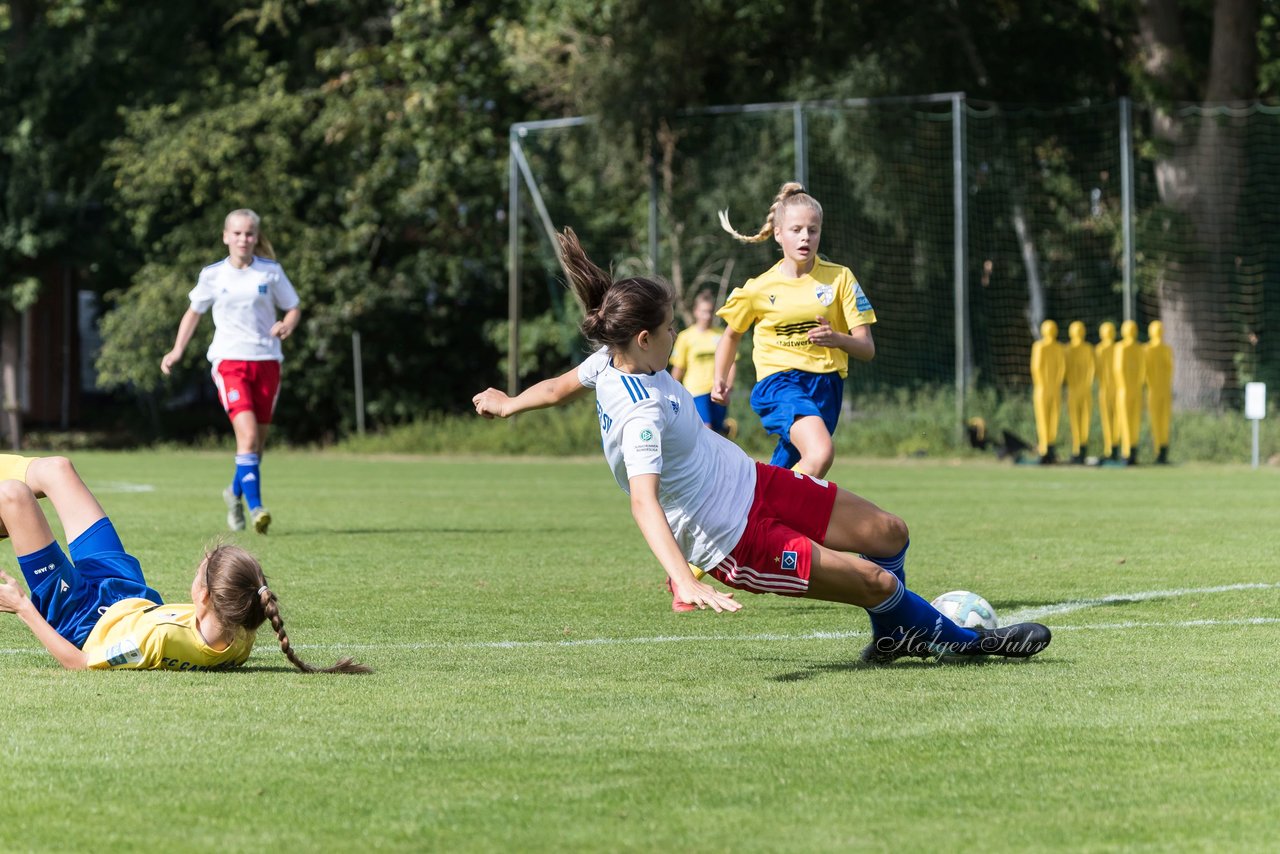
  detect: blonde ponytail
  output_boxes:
[719,182,823,244]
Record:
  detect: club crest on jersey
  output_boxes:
[815,284,834,306]
[781,550,798,570]
[258,284,268,294]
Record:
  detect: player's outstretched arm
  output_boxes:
[472,366,588,419]
[711,327,743,404]
[0,571,88,669]
[628,474,740,613]
[160,308,204,375]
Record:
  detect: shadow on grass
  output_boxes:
[767,654,1060,682]
[265,526,585,537]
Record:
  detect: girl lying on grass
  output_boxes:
[0,454,369,673]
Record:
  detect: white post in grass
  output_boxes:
[353,331,366,437]
[1245,382,1265,469]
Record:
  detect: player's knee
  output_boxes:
[879,513,909,552]
[25,455,77,488]
[0,477,36,507]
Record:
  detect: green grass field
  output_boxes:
[1,450,1278,852]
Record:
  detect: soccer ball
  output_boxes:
[931,590,998,630]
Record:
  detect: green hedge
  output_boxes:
[338,386,1279,465]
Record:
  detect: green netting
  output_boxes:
[511,96,1278,415]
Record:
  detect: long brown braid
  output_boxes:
[203,545,371,674]
[718,181,824,244]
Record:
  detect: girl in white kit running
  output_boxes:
[161,209,300,535]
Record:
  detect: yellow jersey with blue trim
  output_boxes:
[717,258,876,380]
[669,326,723,396]
[83,599,256,671]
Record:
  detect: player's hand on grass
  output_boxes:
[0,570,29,613]
[671,577,740,613]
[472,388,512,419]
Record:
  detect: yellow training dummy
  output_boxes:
[1144,320,1174,465]
[1030,319,1065,463]
[1094,322,1119,462]
[1064,321,1095,463]
[1114,320,1146,465]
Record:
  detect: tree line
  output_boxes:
[0,0,1272,440]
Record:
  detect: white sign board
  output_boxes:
[1245,382,1266,421]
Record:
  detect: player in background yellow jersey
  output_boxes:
[670,290,737,438]
[0,454,369,673]
[714,182,876,479]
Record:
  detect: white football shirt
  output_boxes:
[578,349,756,568]
[189,256,300,362]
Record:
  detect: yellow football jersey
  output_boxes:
[83,599,256,671]
[717,258,876,380]
[669,326,722,396]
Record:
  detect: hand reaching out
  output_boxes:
[472,388,513,419]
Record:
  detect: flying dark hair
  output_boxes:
[556,227,676,351]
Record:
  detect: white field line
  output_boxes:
[92,481,156,493]
[997,581,1280,624]
[1,583,1277,657]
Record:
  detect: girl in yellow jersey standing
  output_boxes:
[0,454,369,674]
[670,289,737,437]
[714,182,876,478]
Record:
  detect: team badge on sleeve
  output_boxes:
[815,284,834,306]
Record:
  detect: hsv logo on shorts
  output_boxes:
[781,550,798,571]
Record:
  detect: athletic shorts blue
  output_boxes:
[692,393,728,433]
[17,517,163,648]
[749,369,844,469]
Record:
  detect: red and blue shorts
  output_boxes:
[212,359,281,423]
[707,462,838,597]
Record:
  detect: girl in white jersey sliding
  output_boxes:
[0,453,368,673]
[473,229,1052,664]
[161,209,300,535]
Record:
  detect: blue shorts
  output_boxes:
[749,370,844,468]
[691,393,728,433]
[17,517,163,648]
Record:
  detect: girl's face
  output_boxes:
[223,216,259,263]
[693,299,714,328]
[773,204,822,271]
[629,303,676,373]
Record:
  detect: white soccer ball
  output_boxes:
[931,590,998,630]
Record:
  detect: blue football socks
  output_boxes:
[864,541,909,639]
[235,453,262,511]
[867,575,979,649]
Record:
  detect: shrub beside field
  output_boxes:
[339,386,1279,464]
